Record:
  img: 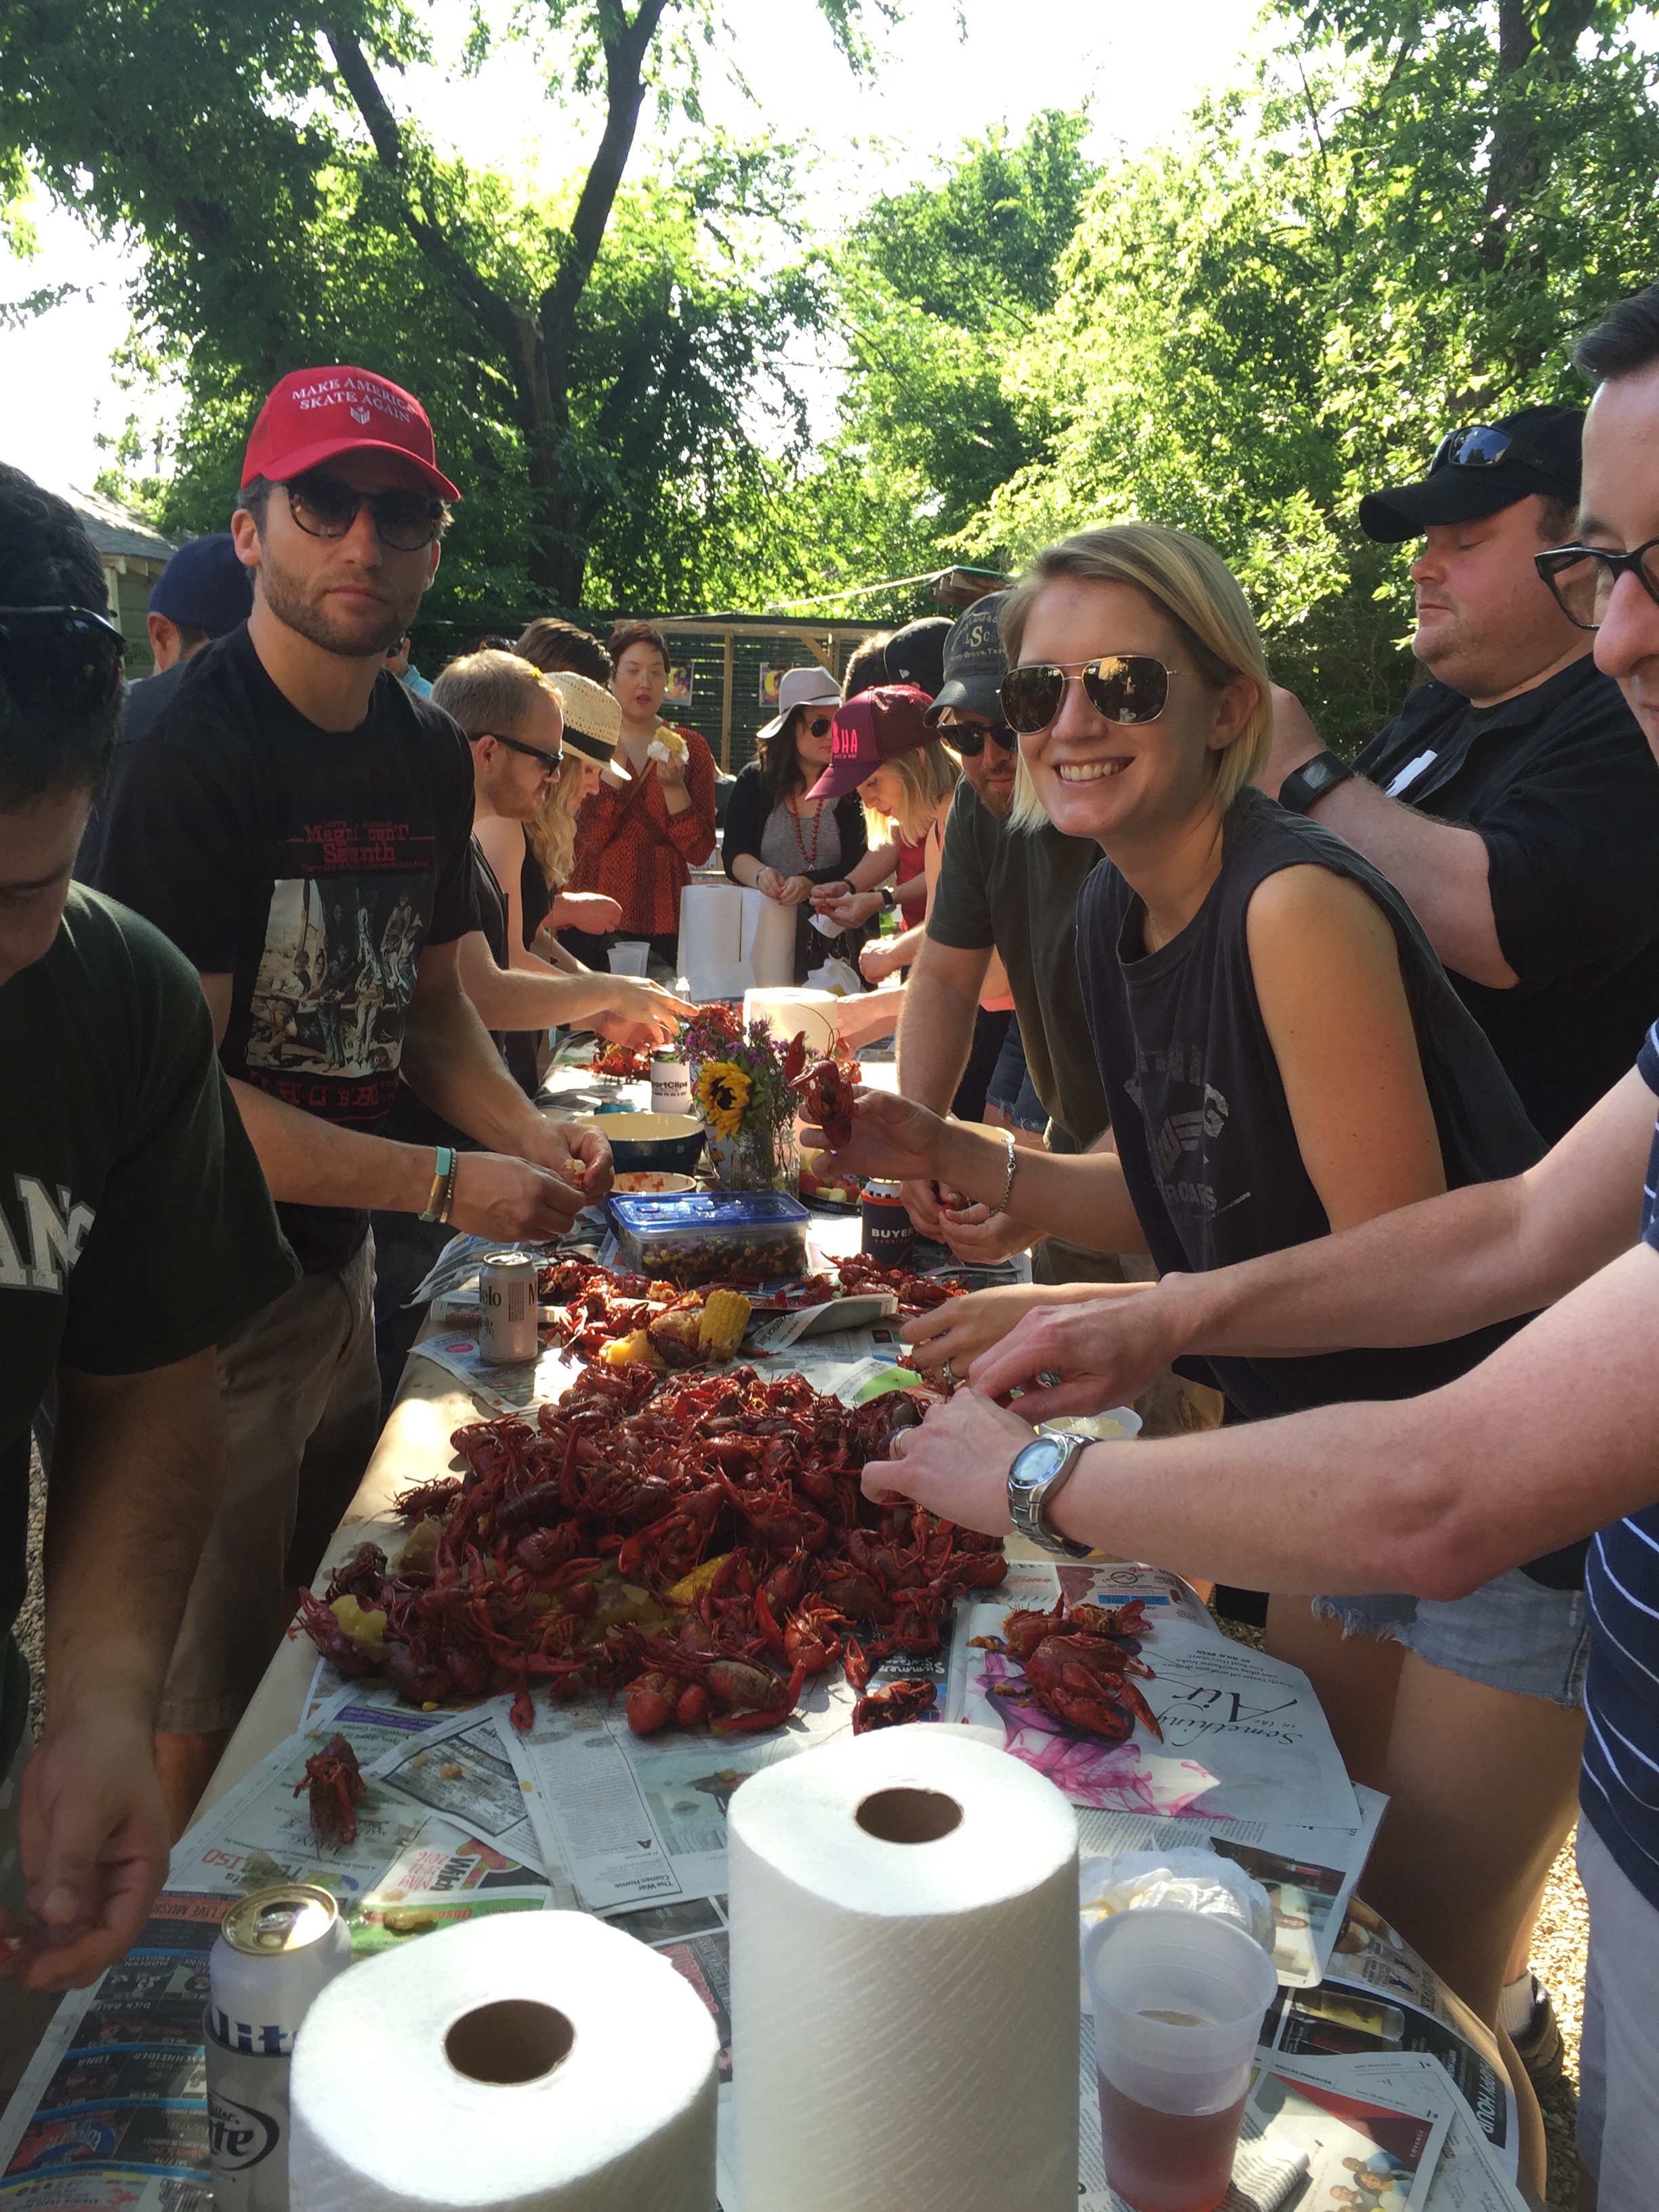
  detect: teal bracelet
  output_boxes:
[419,1145,455,1223]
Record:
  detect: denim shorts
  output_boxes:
[1313,1568,1590,1708]
[985,1020,1049,1133]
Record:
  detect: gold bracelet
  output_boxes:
[995,1127,1018,1216]
[437,1155,459,1226]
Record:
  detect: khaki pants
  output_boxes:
[159,1240,380,1736]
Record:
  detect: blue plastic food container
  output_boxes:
[606,1191,811,1286]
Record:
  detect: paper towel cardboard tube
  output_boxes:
[445,1999,575,2084]
[730,1727,1079,2212]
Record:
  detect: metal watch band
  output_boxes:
[1008,1429,1092,1558]
[1277,747,1354,816]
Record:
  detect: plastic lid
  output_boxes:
[606,1191,811,1231]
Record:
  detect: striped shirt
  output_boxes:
[1580,1020,1659,1908]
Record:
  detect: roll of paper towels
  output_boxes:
[289,1910,718,2212]
[743,987,838,1059]
[729,1728,1079,2212]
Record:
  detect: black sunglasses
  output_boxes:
[941,719,1018,758]
[1000,657,1180,735]
[0,605,127,715]
[489,731,565,773]
[1534,538,1659,631]
[1430,424,1555,476]
[285,472,445,552]
[802,714,834,739]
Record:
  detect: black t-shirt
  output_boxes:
[91,627,480,1273]
[0,889,299,1761]
[75,661,193,885]
[1078,787,1543,1423]
[926,781,1109,1148]
[1353,656,1659,1143]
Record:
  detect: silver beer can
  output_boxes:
[207,1885,350,2212]
[479,1250,539,1364]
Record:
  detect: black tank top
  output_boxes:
[1077,786,1544,1422]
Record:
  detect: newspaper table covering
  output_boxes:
[0,1285,1524,2211]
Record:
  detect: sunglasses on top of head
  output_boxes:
[940,718,1018,758]
[1429,424,1555,475]
[487,731,564,774]
[999,656,1180,735]
[283,471,445,552]
[0,606,127,716]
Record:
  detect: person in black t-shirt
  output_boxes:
[806,523,1582,2036]
[1261,404,1659,1147]
[0,470,295,2034]
[91,366,615,1828]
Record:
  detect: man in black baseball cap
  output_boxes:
[1259,398,1659,2074]
[1264,402,1659,1147]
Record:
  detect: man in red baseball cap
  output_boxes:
[90,366,613,1826]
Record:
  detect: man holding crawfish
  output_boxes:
[0,466,297,2074]
[91,366,613,1829]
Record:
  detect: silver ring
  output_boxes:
[890,1429,907,1459]
[942,1357,959,1385]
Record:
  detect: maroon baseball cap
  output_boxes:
[804,684,936,801]
[241,365,461,500]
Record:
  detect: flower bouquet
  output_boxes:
[682,1003,800,1194]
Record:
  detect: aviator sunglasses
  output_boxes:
[1534,538,1659,632]
[283,470,445,552]
[1000,656,1180,734]
[0,605,127,718]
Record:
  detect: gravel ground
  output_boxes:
[1212,1607,1586,2206]
[12,1481,1589,2200]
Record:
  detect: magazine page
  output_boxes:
[1242,2048,1452,2209]
[1312,2057,1528,2212]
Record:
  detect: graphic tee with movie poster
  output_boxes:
[93,626,479,1275]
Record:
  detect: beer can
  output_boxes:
[651,1052,692,1115]
[207,1885,350,2212]
[861,1179,917,1266]
[478,1251,539,1364]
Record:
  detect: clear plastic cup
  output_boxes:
[607,941,651,975]
[1083,1907,1277,2212]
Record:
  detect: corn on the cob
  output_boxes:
[697,1289,751,1357]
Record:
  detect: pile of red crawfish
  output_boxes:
[299,1361,1005,1738]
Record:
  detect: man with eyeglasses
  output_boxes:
[0,468,297,2053]
[871,287,1659,2211]
[1263,403,1659,1151]
[91,367,614,1830]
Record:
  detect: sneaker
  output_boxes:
[1511,1975,1563,2087]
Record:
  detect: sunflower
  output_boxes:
[695,1061,752,1139]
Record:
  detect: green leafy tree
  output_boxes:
[975,3,1659,739]
[0,0,884,614]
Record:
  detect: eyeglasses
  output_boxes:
[939,719,1018,758]
[284,472,445,552]
[0,605,127,715]
[1430,424,1555,476]
[1534,538,1659,630]
[1000,657,1181,734]
[488,732,564,775]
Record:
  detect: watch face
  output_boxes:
[1012,1437,1065,1495]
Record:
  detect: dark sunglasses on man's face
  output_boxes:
[1000,656,1179,735]
[285,472,445,552]
[489,732,564,775]
[1534,538,1659,631]
[0,605,127,716]
[1429,424,1555,475]
[941,718,1018,758]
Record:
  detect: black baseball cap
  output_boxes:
[1358,405,1584,544]
[882,616,952,699]
[925,593,1009,726]
[148,534,253,636]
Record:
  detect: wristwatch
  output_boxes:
[880,885,898,911]
[1277,747,1353,815]
[1007,1427,1092,1558]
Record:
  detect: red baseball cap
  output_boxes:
[241,365,461,501]
[804,684,936,801]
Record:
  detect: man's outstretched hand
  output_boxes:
[4,1708,171,1990]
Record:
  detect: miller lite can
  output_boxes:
[206,1884,350,2212]
[478,1251,539,1364]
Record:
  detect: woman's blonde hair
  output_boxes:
[526,752,589,890]
[1002,525,1272,832]
[861,737,960,846]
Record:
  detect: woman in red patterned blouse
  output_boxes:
[565,620,717,970]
